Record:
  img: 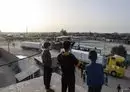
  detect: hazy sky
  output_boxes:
[0,0,130,33]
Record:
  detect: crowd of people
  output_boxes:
[41,41,107,92]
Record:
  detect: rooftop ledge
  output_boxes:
[0,73,86,92]
[1,72,127,92]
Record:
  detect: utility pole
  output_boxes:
[6,36,11,53]
[26,26,28,33]
[24,26,28,40]
[7,40,10,52]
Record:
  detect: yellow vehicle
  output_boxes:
[104,55,126,77]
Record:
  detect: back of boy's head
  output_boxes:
[63,41,71,50]
[43,42,50,49]
[89,50,97,62]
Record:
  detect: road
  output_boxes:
[0,41,39,56]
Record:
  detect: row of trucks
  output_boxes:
[20,40,126,78]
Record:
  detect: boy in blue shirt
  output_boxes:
[85,50,104,92]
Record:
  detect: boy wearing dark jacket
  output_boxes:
[42,42,54,92]
[57,41,80,92]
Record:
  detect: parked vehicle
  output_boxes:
[21,41,42,50]
[52,36,75,51]
[104,55,126,77]
[71,49,103,64]
[72,44,103,55]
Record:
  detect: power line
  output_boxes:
[0,51,41,67]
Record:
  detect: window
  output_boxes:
[116,62,125,68]
[72,46,80,50]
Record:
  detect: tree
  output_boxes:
[117,45,127,58]
[111,46,118,55]
[111,45,127,58]
[60,29,68,36]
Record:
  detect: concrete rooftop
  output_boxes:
[0,73,86,92]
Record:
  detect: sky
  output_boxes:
[0,0,130,33]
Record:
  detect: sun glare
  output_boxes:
[0,0,52,32]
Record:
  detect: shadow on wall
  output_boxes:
[0,48,21,73]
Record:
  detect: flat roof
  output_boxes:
[15,65,40,81]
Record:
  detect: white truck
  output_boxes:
[21,41,42,50]
[71,49,104,65]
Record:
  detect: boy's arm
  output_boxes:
[47,51,52,63]
[100,65,105,84]
[57,54,61,65]
[41,52,45,64]
[71,54,82,68]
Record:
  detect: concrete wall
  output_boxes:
[0,48,21,73]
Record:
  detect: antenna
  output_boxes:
[26,26,28,33]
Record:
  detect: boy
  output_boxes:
[85,50,104,92]
[57,41,80,92]
[42,42,54,92]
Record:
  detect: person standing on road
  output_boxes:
[85,50,104,92]
[117,84,121,92]
[57,41,80,92]
[42,42,54,92]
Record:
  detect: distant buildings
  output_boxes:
[0,32,130,44]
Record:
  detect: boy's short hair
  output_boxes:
[89,50,97,61]
[63,41,71,50]
[43,42,51,49]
